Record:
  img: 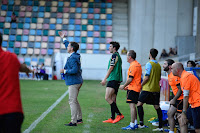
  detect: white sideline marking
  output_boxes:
[83,113,94,133]
[23,90,69,133]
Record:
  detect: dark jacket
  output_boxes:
[63,40,83,85]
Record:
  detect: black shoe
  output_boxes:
[77,119,83,124]
[65,122,77,126]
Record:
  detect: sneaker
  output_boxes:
[152,122,159,126]
[103,118,114,123]
[121,125,135,130]
[134,124,138,129]
[148,117,156,122]
[152,128,163,132]
[65,122,77,126]
[77,119,83,124]
[138,125,149,128]
[150,118,159,123]
[113,114,124,123]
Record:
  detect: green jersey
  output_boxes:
[107,52,123,82]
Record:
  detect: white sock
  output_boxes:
[134,120,137,125]
[169,131,174,133]
[130,122,134,128]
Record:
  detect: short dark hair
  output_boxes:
[150,48,158,59]
[128,50,136,60]
[110,41,120,51]
[70,42,79,52]
[187,60,196,67]
[0,32,2,46]
[166,59,175,66]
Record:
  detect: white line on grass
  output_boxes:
[23,90,69,133]
[83,113,94,133]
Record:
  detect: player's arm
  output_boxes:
[20,64,34,77]
[170,83,182,105]
[141,62,151,87]
[120,76,133,90]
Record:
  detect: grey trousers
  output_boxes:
[68,84,82,123]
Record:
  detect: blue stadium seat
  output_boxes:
[107,14,112,20]
[0,29,3,33]
[93,44,100,49]
[100,51,106,54]
[7,48,14,53]
[10,35,15,41]
[44,18,50,23]
[2,41,7,47]
[80,43,86,49]
[8,5,13,11]
[11,23,17,28]
[94,38,100,43]
[62,25,68,30]
[32,58,37,62]
[70,2,76,7]
[50,24,56,30]
[5,17,11,22]
[68,25,75,30]
[25,18,31,23]
[46,2,51,6]
[49,36,55,42]
[8,0,14,5]
[30,30,36,35]
[33,6,38,12]
[39,6,45,12]
[48,49,53,55]
[22,36,28,41]
[4,29,9,34]
[21,48,27,55]
[101,26,106,31]
[48,43,54,49]
[75,31,81,36]
[60,49,67,53]
[106,20,112,25]
[94,25,100,31]
[80,49,86,53]
[76,8,82,13]
[14,6,20,11]
[106,44,110,50]
[32,12,38,17]
[68,37,74,42]
[69,19,75,24]
[24,23,30,29]
[107,3,112,8]
[0,23,4,28]
[94,20,100,25]
[93,50,100,54]
[57,19,62,24]
[100,20,106,25]
[7,11,12,16]
[100,38,106,43]
[88,8,94,13]
[28,0,33,6]
[82,14,87,19]
[74,37,80,43]
[58,1,64,6]
[75,25,81,31]
[24,57,31,66]
[69,13,75,19]
[94,14,100,19]
[94,3,100,8]
[36,30,42,35]
[9,42,14,48]
[18,18,24,23]
[1,5,7,10]
[35,42,41,48]
[28,42,34,48]
[10,29,16,35]
[87,31,93,37]
[38,12,44,17]
[101,3,106,8]
[51,13,57,18]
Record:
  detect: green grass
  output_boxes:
[20,80,160,133]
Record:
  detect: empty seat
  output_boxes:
[4,29,9,35]
[94,20,100,25]
[38,18,44,23]
[45,6,51,12]
[81,37,86,43]
[48,43,54,49]
[76,8,82,13]
[18,57,24,64]
[89,2,93,8]
[80,43,86,49]
[7,48,14,53]
[100,38,106,43]
[58,7,63,13]
[68,37,74,42]
[27,48,33,55]
[14,6,20,11]
[80,49,86,53]
[47,49,53,55]
[107,9,112,14]
[54,43,60,48]
[15,42,21,47]
[11,23,17,28]
[3,35,8,41]
[70,2,76,7]
[94,25,100,31]
[39,58,45,64]
[88,8,94,13]
[82,8,88,13]
[44,18,50,23]
[101,8,106,13]
[30,30,36,35]
[43,30,48,36]
[30,23,36,29]
[10,29,16,35]
[32,6,38,12]
[26,6,32,12]
[5,17,11,22]
[1,5,7,10]
[69,19,75,24]
[37,24,42,29]
[63,13,69,18]
[21,48,27,55]
[22,35,28,41]
[9,41,14,48]
[75,31,81,36]
[100,14,106,19]
[100,44,106,50]
[50,18,56,23]
[45,58,51,66]
[24,57,31,66]
[44,12,50,18]
[82,25,87,31]
[94,38,99,43]
[88,14,94,19]
[0,17,5,22]
[63,19,69,24]
[43,24,49,29]
[75,19,81,24]
[101,26,106,31]
[49,30,55,36]
[106,32,112,37]
[38,12,44,17]
[16,29,22,35]
[100,20,106,25]
[106,38,112,43]
[81,31,87,37]
[106,20,112,25]
[35,42,41,48]
[68,25,75,30]
[94,8,100,13]
[81,19,87,25]
[7,11,12,17]
[50,24,56,30]
[87,44,93,49]
[34,49,40,55]
[21,42,28,47]
[94,3,100,8]
[57,19,62,24]
[87,25,93,31]
[100,32,105,37]
[24,23,30,29]
[25,18,31,23]
[94,14,100,19]
[51,7,57,12]
[16,35,22,41]
[58,1,64,6]
[63,7,69,13]
[55,37,60,42]
[23,29,29,35]
[75,13,81,19]
[0,11,6,16]
[10,35,15,41]
[94,31,99,37]
[41,42,47,48]
[36,30,42,35]
[2,41,7,47]
[87,37,93,43]
[74,37,80,43]
[20,6,26,11]
[14,48,20,55]
[75,25,81,30]
[42,36,48,42]
[39,6,45,12]
[28,41,34,47]
[41,49,47,55]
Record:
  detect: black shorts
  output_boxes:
[0,112,24,133]
[106,80,121,95]
[138,91,160,105]
[126,90,139,104]
[172,99,183,113]
[191,106,200,129]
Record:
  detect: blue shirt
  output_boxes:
[145,60,158,76]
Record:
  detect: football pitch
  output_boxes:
[20,80,159,133]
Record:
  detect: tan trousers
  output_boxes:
[68,84,82,123]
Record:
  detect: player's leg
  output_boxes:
[167,105,177,132]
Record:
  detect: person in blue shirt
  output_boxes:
[59,31,83,126]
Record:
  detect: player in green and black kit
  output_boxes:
[101,41,124,123]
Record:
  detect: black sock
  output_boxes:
[110,103,115,120]
[137,105,144,126]
[113,102,121,115]
[156,107,163,128]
